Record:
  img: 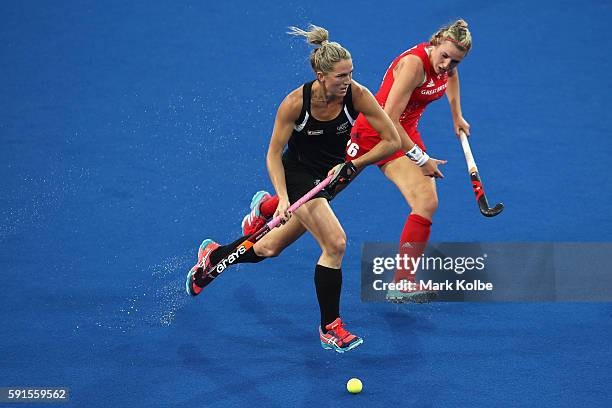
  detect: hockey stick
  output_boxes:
[459,130,504,217]
[194,172,336,290]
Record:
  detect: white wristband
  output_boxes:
[406,144,430,167]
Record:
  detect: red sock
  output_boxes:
[394,213,432,283]
[260,195,279,218]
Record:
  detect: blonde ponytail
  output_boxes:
[429,19,472,52]
[288,24,352,73]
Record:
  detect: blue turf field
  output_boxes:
[2,1,612,407]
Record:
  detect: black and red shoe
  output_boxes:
[319,318,364,353]
[241,191,271,235]
[185,239,220,296]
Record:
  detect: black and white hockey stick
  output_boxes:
[459,130,504,217]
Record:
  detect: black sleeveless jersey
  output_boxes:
[285,80,359,177]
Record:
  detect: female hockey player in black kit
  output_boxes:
[187,24,403,352]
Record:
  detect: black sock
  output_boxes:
[209,235,266,266]
[314,264,342,332]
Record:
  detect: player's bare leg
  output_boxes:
[292,197,363,352]
[381,155,438,303]
[252,214,307,257]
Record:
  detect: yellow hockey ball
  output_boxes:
[346,378,362,394]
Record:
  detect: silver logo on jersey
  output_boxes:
[308,130,324,136]
[337,121,349,132]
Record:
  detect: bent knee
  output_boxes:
[323,235,346,257]
[255,243,284,258]
[420,195,439,214]
[410,192,439,216]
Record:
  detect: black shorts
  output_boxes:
[282,151,333,204]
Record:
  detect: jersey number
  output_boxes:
[346,142,360,158]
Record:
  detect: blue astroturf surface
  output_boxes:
[2,1,612,407]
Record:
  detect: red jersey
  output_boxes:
[352,43,448,146]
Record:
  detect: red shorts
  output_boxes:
[345,130,426,167]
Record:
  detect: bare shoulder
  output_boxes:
[278,85,304,121]
[349,79,375,101]
[395,53,424,73]
[350,79,366,95]
[350,79,379,113]
[392,54,425,89]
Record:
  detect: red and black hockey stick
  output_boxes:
[194,172,336,290]
[459,130,504,217]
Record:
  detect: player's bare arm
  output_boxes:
[266,88,302,220]
[349,79,400,169]
[446,68,471,137]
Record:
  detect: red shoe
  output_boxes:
[241,191,271,235]
[319,318,363,353]
[185,239,220,296]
